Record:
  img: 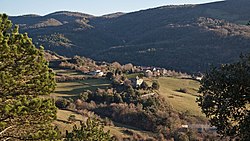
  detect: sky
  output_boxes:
[1,0,223,16]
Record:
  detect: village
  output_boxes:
[47,53,203,83]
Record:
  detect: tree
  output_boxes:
[123,63,133,73]
[174,132,189,141]
[65,118,114,141]
[197,55,250,140]
[111,62,121,70]
[247,21,250,26]
[68,115,76,122]
[106,72,114,80]
[140,81,148,90]
[152,81,160,90]
[0,14,59,140]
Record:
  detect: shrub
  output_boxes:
[152,81,160,90]
[55,98,70,109]
[68,114,76,122]
[177,88,188,93]
[65,118,113,141]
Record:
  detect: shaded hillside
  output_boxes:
[10,0,250,72]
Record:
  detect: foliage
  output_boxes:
[197,55,250,140]
[140,81,149,89]
[11,1,250,73]
[65,118,114,141]
[174,132,189,141]
[106,72,114,80]
[83,87,139,105]
[152,81,160,90]
[178,88,188,93]
[55,98,70,109]
[0,14,59,140]
[68,114,76,122]
[247,21,250,26]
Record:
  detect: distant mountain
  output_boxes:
[9,0,250,73]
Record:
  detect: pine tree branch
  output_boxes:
[0,116,12,122]
[3,137,10,141]
[0,125,15,136]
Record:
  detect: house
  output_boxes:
[130,76,144,88]
[144,70,153,77]
[192,72,204,81]
[88,70,104,77]
[181,125,189,128]
[195,76,203,81]
[192,75,203,81]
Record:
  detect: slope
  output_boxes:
[9,0,250,73]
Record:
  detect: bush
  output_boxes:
[55,98,70,109]
[177,88,188,93]
[174,132,189,141]
[68,114,76,122]
[140,81,149,89]
[65,118,113,141]
[152,81,160,90]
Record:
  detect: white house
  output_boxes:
[130,76,144,88]
[89,70,104,77]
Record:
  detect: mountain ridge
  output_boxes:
[9,0,250,73]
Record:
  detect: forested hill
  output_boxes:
[10,0,250,73]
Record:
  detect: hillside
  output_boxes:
[10,0,250,73]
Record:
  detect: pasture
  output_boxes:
[52,69,111,98]
[157,77,203,116]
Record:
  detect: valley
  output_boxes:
[48,53,212,140]
[10,0,250,73]
[1,0,250,140]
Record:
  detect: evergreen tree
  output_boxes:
[0,14,59,140]
[65,118,114,141]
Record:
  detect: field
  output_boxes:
[157,77,204,116]
[53,71,204,116]
[52,69,111,98]
[52,79,111,97]
[52,69,205,138]
[52,70,156,139]
[54,109,155,139]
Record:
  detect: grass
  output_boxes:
[155,77,204,116]
[54,109,155,138]
[52,69,157,139]
[53,109,87,134]
[53,69,91,77]
[53,78,111,98]
[125,73,143,79]
[52,69,203,138]
[54,109,85,135]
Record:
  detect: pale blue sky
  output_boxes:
[1,0,223,16]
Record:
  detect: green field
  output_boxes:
[157,77,204,116]
[53,69,89,77]
[52,79,111,97]
[52,69,111,97]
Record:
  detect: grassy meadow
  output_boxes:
[54,109,155,139]
[52,69,111,98]
[52,79,111,97]
[157,77,203,116]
